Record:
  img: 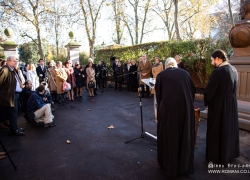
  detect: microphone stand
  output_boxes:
[0,139,17,170]
[124,63,159,145]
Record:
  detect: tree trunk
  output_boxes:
[36,26,44,59]
[135,1,139,44]
[228,0,234,27]
[89,40,94,59]
[174,0,181,40]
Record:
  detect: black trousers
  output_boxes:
[140,85,149,96]
[5,93,19,131]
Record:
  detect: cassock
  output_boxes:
[155,67,195,177]
[204,62,239,167]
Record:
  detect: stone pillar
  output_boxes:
[0,28,18,58]
[65,31,81,65]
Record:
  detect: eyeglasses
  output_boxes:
[75,64,79,66]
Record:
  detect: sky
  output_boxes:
[1,0,232,55]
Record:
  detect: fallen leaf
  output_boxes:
[66,140,71,144]
[87,109,91,111]
[91,100,95,102]
[108,125,114,129]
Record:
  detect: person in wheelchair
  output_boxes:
[27,85,55,127]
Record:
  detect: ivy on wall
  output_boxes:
[96,38,232,88]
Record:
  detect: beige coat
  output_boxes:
[46,67,57,92]
[86,67,96,89]
[152,64,163,78]
[54,68,68,94]
[138,60,152,85]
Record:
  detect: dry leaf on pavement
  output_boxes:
[108,125,114,129]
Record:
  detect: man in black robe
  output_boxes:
[204,49,239,167]
[155,57,196,177]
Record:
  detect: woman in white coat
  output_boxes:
[26,63,39,91]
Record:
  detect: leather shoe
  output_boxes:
[19,128,25,132]
[10,129,25,135]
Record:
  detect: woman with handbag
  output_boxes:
[86,62,96,97]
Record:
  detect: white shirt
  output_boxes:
[7,65,22,92]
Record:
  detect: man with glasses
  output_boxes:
[0,56,25,135]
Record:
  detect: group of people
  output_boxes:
[112,54,184,97]
[0,49,240,178]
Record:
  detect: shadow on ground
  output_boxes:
[0,89,249,180]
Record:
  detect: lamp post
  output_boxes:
[101,41,106,49]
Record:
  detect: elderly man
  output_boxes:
[138,54,152,98]
[0,56,25,135]
[155,57,195,177]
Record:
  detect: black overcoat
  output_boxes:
[155,67,195,177]
[204,64,239,167]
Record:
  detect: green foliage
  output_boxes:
[96,38,232,87]
[18,42,40,64]
[0,53,5,59]
[79,52,89,66]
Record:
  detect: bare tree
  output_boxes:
[152,0,175,40]
[1,0,54,58]
[228,0,234,27]
[173,0,181,40]
[79,0,106,58]
[123,0,153,45]
[110,0,125,44]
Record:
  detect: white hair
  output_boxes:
[165,57,177,68]
[7,56,16,61]
[88,58,94,63]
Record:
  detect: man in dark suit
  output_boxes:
[36,59,46,83]
[112,58,119,90]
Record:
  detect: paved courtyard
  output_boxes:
[0,89,249,180]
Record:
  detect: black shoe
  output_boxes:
[94,93,98,95]
[44,122,56,128]
[19,128,25,132]
[10,129,25,135]
[140,95,145,98]
[51,109,55,113]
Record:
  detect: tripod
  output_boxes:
[125,93,156,145]
[0,139,17,170]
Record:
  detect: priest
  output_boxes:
[204,49,239,167]
[155,57,196,177]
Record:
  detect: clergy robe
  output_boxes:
[204,63,239,167]
[155,67,195,177]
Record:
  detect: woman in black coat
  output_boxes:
[129,60,138,92]
[74,63,85,97]
[115,62,124,91]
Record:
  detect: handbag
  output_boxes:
[62,81,71,91]
[88,81,95,88]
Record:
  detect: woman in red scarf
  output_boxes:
[64,60,76,100]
